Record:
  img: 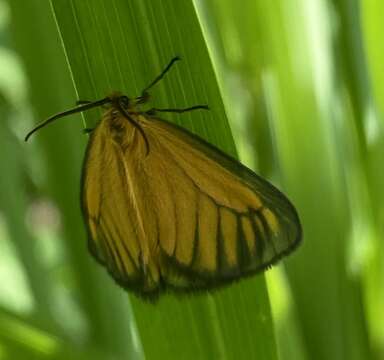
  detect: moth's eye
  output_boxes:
[119,96,130,108]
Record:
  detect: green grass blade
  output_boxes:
[50,0,278,359]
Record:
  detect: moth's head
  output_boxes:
[107,92,132,111]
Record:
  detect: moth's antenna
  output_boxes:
[25,97,111,141]
[141,56,181,95]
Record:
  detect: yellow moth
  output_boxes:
[26,57,301,300]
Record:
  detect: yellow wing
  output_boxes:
[142,117,301,283]
[81,112,162,294]
[81,111,301,300]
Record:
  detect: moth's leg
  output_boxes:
[146,105,209,115]
[137,57,181,104]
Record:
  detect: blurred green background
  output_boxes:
[0,0,383,359]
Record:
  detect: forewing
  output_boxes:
[141,116,301,287]
[81,119,160,296]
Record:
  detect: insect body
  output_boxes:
[26,58,301,300]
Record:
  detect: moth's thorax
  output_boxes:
[105,109,138,148]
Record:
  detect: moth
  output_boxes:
[26,57,302,300]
